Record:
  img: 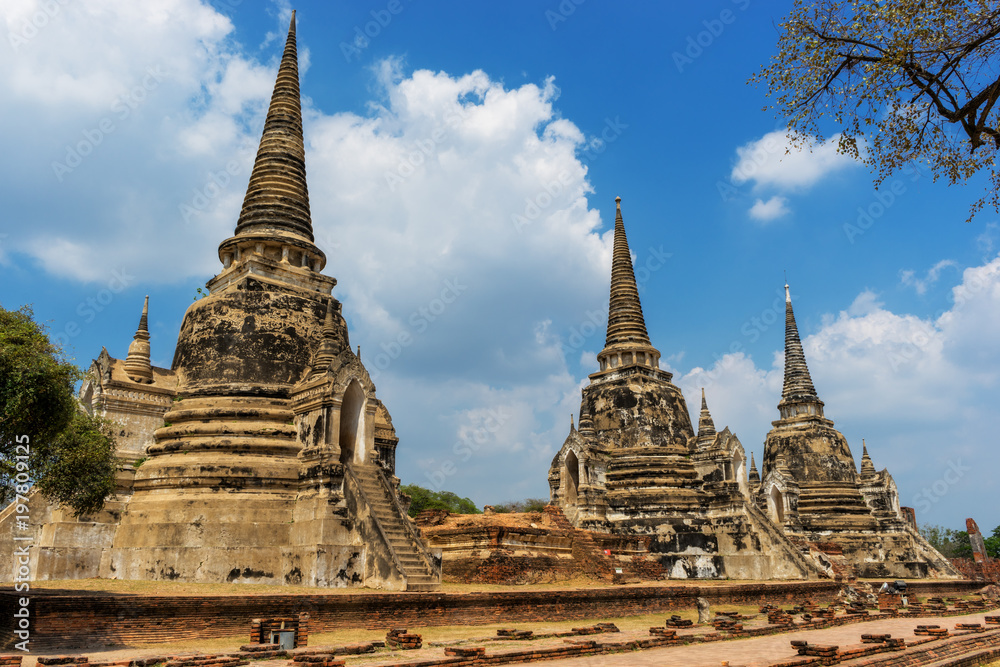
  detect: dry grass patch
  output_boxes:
[308,606,717,646]
[112,609,709,660]
[130,634,249,652]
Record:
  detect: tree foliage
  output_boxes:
[921,522,1000,558]
[400,484,480,517]
[920,523,971,557]
[489,498,550,514]
[986,524,1000,558]
[754,0,1000,219]
[0,304,121,517]
[33,411,119,516]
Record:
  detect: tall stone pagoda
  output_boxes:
[548,199,820,579]
[4,13,440,591]
[756,284,958,578]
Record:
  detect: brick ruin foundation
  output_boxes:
[248,614,309,649]
[415,505,664,584]
[1,580,988,651]
[951,559,1000,584]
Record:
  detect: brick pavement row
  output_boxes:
[524,611,1000,667]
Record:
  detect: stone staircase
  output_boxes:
[352,464,440,592]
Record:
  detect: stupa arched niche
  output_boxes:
[338,379,366,465]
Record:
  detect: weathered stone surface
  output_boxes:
[697,596,710,624]
[549,200,822,581]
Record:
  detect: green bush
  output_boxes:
[400,484,480,518]
[490,498,549,513]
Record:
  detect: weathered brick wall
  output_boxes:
[951,558,1000,583]
[0,582,836,649]
[0,579,985,651]
[906,579,990,596]
[445,552,578,585]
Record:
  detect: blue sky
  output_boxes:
[1,0,997,533]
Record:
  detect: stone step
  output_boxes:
[377,522,406,531]
[384,532,414,546]
[394,548,422,558]
[406,582,440,592]
[387,537,420,551]
[398,564,426,573]
[397,555,423,564]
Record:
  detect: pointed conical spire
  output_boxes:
[777,282,824,419]
[697,388,716,439]
[748,452,760,484]
[604,197,651,347]
[569,413,576,433]
[859,439,876,478]
[596,197,660,372]
[233,11,313,242]
[124,296,153,383]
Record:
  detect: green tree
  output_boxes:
[490,498,550,513]
[986,525,1000,558]
[0,304,121,516]
[400,484,480,517]
[920,523,972,558]
[754,0,1000,220]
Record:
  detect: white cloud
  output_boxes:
[846,289,883,317]
[730,130,862,220]
[900,259,958,295]
[748,195,790,222]
[977,222,998,256]
[731,131,860,190]
[0,0,270,285]
[675,351,781,449]
[294,60,617,503]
